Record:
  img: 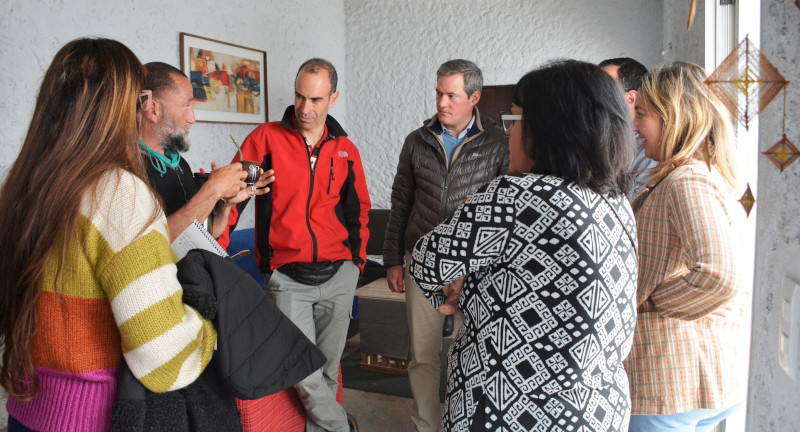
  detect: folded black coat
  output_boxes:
[178,249,327,399]
[111,249,327,431]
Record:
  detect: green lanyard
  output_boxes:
[138,138,181,175]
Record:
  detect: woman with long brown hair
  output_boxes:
[626,62,748,431]
[0,38,217,432]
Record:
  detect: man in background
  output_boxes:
[383,59,509,432]
[137,62,272,240]
[599,57,658,199]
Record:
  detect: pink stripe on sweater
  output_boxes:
[6,366,117,432]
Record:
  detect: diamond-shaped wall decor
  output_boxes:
[706,36,789,130]
[763,135,800,172]
[739,183,755,217]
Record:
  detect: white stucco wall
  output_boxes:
[344,0,664,209]
[661,0,705,65]
[748,0,800,429]
[0,0,347,231]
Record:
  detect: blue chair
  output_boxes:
[226,228,265,290]
[226,228,360,320]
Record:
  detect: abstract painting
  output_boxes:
[180,33,267,124]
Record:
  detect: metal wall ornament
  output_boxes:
[705,36,788,131]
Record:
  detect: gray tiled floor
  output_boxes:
[341,316,462,432]
[341,335,418,431]
[343,388,415,432]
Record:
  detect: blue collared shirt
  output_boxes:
[440,115,476,162]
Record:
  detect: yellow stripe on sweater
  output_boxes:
[118,290,186,352]
[39,215,114,298]
[40,215,174,301]
[137,323,216,393]
[101,229,176,302]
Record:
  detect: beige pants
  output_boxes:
[404,253,455,432]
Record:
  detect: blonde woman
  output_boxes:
[626,62,748,431]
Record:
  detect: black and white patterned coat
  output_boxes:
[410,174,637,432]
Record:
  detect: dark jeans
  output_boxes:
[8,416,37,432]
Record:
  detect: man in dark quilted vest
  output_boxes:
[383,59,509,432]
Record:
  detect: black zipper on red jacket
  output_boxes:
[327,157,335,194]
[304,136,329,263]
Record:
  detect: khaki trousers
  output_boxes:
[404,253,452,432]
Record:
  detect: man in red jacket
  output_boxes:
[227,58,369,432]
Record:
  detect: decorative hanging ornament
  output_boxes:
[706,36,789,130]
[739,183,756,217]
[687,0,697,30]
[763,135,800,172]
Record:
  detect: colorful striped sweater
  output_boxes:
[5,169,217,432]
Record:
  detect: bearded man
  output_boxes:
[137,62,272,240]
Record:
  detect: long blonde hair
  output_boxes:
[0,38,158,400]
[639,61,739,191]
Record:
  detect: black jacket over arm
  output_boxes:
[111,250,326,432]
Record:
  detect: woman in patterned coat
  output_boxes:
[626,63,748,432]
[409,60,638,432]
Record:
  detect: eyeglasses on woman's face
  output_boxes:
[500,112,522,136]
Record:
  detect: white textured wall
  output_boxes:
[344,0,664,209]
[748,0,800,429]
[0,0,347,230]
[661,0,704,65]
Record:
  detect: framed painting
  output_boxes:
[180,33,267,124]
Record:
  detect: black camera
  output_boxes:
[193,172,209,188]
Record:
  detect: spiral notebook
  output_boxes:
[171,219,229,259]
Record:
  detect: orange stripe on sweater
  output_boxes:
[32,291,122,373]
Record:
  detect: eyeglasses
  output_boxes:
[500,113,522,136]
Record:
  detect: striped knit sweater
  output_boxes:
[6,169,217,432]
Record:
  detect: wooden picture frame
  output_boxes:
[180,33,267,124]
